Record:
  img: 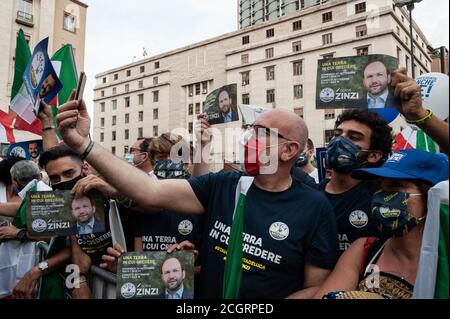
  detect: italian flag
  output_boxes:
[393,126,439,153]
[0,110,16,143]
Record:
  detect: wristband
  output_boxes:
[79,140,94,161]
[42,126,55,132]
[406,109,433,125]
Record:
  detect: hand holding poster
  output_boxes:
[117,251,195,299]
[26,190,105,236]
[204,84,239,125]
[317,55,401,113]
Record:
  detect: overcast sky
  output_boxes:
[82,0,449,117]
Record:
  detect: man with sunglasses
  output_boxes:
[319,109,393,255]
[57,103,339,299]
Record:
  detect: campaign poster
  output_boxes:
[27,190,105,236]
[203,84,239,125]
[7,140,43,164]
[117,251,195,300]
[22,37,62,116]
[316,54,401,110]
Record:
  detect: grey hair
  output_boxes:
[10,160,41,185]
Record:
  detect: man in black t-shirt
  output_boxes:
[59,107,339,299]
[319,109,393,254]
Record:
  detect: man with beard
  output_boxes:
[217,89,238,123]
[159,256,193,299]
[28,142,40,165]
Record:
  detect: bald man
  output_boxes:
[57,98,339,299]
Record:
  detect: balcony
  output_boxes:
[16,11,34,27]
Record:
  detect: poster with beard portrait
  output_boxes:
[117,251,195,300]
[316,54,401,111]
[26,190,105,236]
[203,84,239,125]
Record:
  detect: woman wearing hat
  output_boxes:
[315,149,448,299]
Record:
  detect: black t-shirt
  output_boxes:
[76,201,113,266]
[319,179,377,254]
[291,167,318,189]
[133,210,204,252]
[188,171,339,299]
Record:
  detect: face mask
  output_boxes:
[124,153,134,165]
[371,191,424,239]
[296,151,309,167]
[52,175,84,191]
[326,136,366,174]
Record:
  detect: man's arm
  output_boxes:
[0,200,21,217]
[56,93,205,215]
[286,263,331,299]
[13,246,71,299]
[193,114,212,177]
[392,68,449,154]
[38,101,59,151]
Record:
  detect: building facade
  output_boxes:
[0,0,88,113]
[93,0,433,167]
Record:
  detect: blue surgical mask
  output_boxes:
[124,153,134,165]
[326,136,364,174]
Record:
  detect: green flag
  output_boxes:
[10,29,31,101]
[435,202,449,299]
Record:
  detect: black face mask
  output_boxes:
[295,152,309,167]
[326,136,366,174]
[52,175,84,191]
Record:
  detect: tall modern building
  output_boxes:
[0,0,88,113]
[94,0,433,169]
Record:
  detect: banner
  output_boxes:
[204,84,239,125]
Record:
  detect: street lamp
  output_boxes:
[394,0,423,78]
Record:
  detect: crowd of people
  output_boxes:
[0,68,448,300]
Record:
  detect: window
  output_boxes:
[357,46,369,56]
[138,80,143,89]
[242,35,250,45]
[266,89,275,103]
[293,60,303,76]
[63,12,76,32]
[202,82,208,94]
[153,77,158,85]
[100,133,104,142]
[112,100,117,110]
[293,20,302,31]
[138,94,144,105]
[112,87,117,95]
[124,97,130,108]
[188,104,194,116]
[140,66,145,73]
[153,126,158,137]
[112,116,117,126]
[126,70,131,77]
[188,122,194,134]
[100,118,105,127]
[154,61,160,69]
[195,103,201,114]
[401,15,405,23]
[102,77,106,84]
[114,74,118,81]
[125,113,130,124]
[294,108,304,119]
[266,66,275,81]
[325,109,335,120]
[138,128,144,139]
[139,111,144,122]
[124,146,129,154]
[241,54,249,64]
[242,71,250,86]
[294,85,303,99]
[397,47,402,60]
[124,129,129,140]
[322,33,333,45]
[322,53,334,59]
[265,48,274,59]
[324,129,335,143]
[322,12,332,23]
[112,131,116,141]
[111,147,116,155]
[356,24,367,37]
[195,83,201,95]
[100,102,105,112]
[242,94,250,105]
[355,2,366,14]
[153,91,159,102]
[101,90,105,98]
[406,55,410,72]
[292,41,302,52]
[188,85,194,97]
[125,84,130,93]
[405,36,409,44]
[266,28,275,38]
[396,26,400,36]
[18,0,33,16]
[153,109,159,120]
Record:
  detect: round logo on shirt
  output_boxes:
[269,222,289,241]
[120,282,136,299]
[349,210,369,228]
[178,220,193,236]
[31,219,47,233]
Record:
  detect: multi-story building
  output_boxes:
[428,46,449,74]
[0,0,88,112]
[93,0,432,168]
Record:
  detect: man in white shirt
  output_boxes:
[297,138,319,183]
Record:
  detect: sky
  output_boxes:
[82,0,449,117]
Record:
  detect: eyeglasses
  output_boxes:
[249,124,291,141]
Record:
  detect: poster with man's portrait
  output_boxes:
[316,54,401,110]
[7,140,43,164]
[26,190,105,236]
[203,84,239,125]
[117,251,195,300]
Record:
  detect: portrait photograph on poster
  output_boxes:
[203,84,239,125]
